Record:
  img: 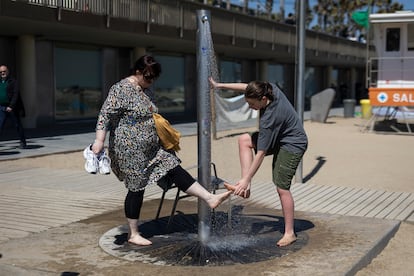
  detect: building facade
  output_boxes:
[0,0,370,129]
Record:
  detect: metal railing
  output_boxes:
[11,0,367,59]
[22,0,190,25]
[25,0,105,13]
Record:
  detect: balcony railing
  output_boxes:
[11,0,367,60]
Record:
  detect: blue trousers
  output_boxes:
[0,107,26,145]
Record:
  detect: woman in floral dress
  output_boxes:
[91,55,231,246]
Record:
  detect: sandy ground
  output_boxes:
[2,116,414,275]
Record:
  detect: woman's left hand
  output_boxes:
[234,178,251,198]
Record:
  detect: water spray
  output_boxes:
[100,10,308,265]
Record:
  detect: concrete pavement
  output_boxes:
[1,106,413,275]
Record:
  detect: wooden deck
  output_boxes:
[0,168,413,243]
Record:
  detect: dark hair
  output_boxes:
[133,55,162,78]
[245,81,274,101]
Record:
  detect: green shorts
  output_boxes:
[250,132,303,190]
[272,148,303,190]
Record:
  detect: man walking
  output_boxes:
[0,65,27,149]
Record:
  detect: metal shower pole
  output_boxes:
[196,9,212,244]
[295,0,305,183]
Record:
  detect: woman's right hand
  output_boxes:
[209,77,219,89]
[208,78,247,92]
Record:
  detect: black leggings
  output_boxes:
[124,165,195,219]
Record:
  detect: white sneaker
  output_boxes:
[83,145,99,174]
[98,152,111,175]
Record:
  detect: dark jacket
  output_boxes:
[4,76,25,117]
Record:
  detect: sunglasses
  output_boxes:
[143,74,156,82]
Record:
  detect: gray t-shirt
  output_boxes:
[256,83,308,154]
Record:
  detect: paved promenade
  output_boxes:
[0,107,413,275]
[1,164,412,244]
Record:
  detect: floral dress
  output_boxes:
[96,78,180,192]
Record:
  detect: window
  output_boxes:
[267,64,284,89]
[153,55,185,113]
[386,28,400,52]
[54,46,102,120]
[407,23,414,51]
[219,60,242,98]
[304,67,322,110]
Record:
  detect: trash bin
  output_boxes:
[360,99,372,119]
[343,99,356,118]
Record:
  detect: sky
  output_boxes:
[233,0,414,15]
[398,0,414,11]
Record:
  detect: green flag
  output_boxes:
[352,10,369,28]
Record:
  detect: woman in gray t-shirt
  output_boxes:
[210,78,308,247]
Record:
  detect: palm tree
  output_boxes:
[311,0,403,36]
[225,0,231,10]
[243,0,249,13]
[312,0,334,32]
[265,0,274,19]
[280,0,285,20]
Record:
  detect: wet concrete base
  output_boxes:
[98,202,401,274]
[0,200,402,275]
[99,211,311,266]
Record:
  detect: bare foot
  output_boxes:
[207,191,232,209]
[277,233,297,247]
[223,182,236,191]
[128,234,152,246]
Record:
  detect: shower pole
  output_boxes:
[196,9,212,244]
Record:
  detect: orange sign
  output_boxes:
[369,88,414,106]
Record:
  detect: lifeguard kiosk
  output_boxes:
[367,11,414,133]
